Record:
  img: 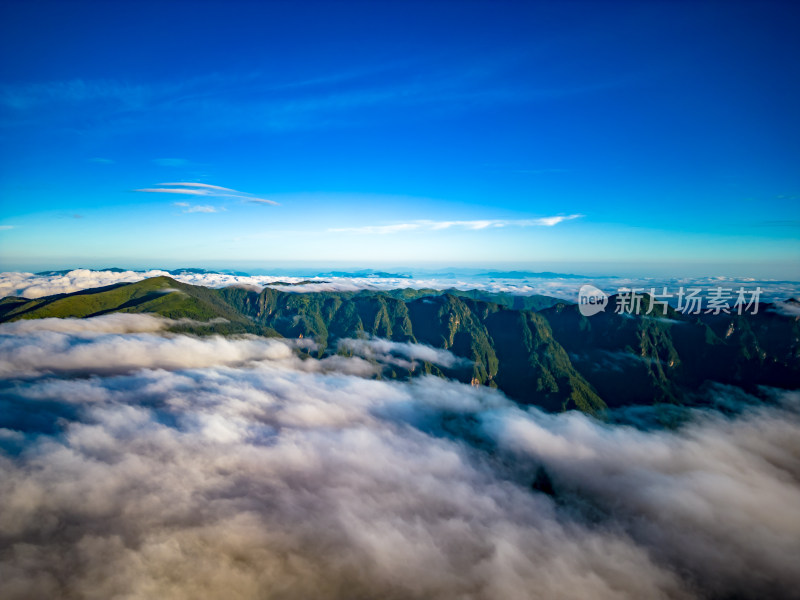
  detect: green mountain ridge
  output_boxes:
[2,277,798,415]
[543,295,800,406]
[0,276,278,336]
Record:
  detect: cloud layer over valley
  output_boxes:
[2,269,799,304]
[1,316,799,599]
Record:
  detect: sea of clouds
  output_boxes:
[1,314,799,599]
[2,268,799,304]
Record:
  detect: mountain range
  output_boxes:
[2,276,797,415]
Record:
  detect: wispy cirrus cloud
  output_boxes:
[171,201,221,214]
[140,188,209,196]
[246,198,281,205]
[136,182,279,206]
[184,205,220,213]
[0,225,15,231]
[160,182,235,192]
[0,59,622,134]
[330,215,583,234]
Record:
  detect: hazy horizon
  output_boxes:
[3,260,800,282]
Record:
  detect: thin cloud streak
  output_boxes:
[138,188,210,196]
[136,182,279,206]
[245,198,280,205]
[171,201,220,213]
[0,61,626,134]
[159,182,237,192]
[330,215,583,234]
[184,205,220,213]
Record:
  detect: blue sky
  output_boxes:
[0,0,798,277]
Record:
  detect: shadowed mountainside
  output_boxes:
[2,277,798,414]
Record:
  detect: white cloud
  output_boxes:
[0,324,297,377]
[244,198,280,205]
[139,187,209,196]
[330,215,583,234]
[183,204,220,213]
[0,313,171,335]
[0,323,798,599]
[160,182,236,192]
[0,269,171,299]
[166,200,221,213]
[483,396,800,597]
[137,182,279,206]
[0,315,468,378]
[529,215,580,226]
[0,313,227,336]
[0,225,14,231]
[1,269,798,304]
[770,300,800,317]
[338,337,473,370]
